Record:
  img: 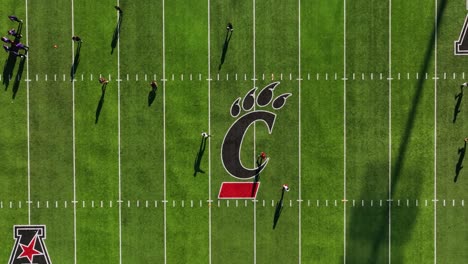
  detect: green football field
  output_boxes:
[0,0,467,263]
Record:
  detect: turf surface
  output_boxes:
[0,0,466,263]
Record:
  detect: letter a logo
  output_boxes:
[455,14,468,55]
[8,225,52,264]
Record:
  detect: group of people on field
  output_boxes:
[1,15,28,58]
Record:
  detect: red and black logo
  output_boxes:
[218,82,291,199]
[8,225,51,264]
[221,82,291,179]
[221,82,291,180]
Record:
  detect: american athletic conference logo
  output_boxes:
[455,1,468,55]
[8,225,52,264]
[219,82,291,199]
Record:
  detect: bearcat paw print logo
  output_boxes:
[221,82,292,179]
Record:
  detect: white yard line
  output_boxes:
[207,0,212,263]
[21,71,468,83]
[1,198,460,208]
[388,0,392,263]
[434,0,438,263]
[252,1,257,264]
[297,0,302,263]
[25,0,31,226]
[162,1,167,263]
[343,0,347,263]
[71,0,77,263]
[116,1,122,264]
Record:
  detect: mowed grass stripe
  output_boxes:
[210,1,253,76]
[74,0,119,262]
[119,1,164,200]
[167,206,208,264]
[255,0,299,262]
[27,1,75,263]
[303,206,343,262]
[436,79,468,263]
[0,3,29,262]
[301,0,344,73]
[210,1,256,264]
[301,1,344,261]
[436,0,468,263]
[391,0,435,262]
[0,5,29,262]
[301,76,344,262]
[211,82,255,264]
[165,0,209,262]
[28,0,73,210]
[118,1,166,263]
[256,0,299,75]
[74,3,119,202]
[346,0,389,262]
[345,79,390,264]
[166,80,209,263]
[255,80,299,263]
[0,4,28,199]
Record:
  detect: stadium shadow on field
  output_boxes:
[12,57,25,99]
[70,43,81,80]
[347,165,421,263]
[111,13,123,54]
[95,86,106,124]
[193,136,207,176]
[347,1,446,262]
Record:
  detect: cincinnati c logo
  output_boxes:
[8,225,51,264]
[221,82,291,179]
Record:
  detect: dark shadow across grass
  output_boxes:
[346,1,447,262]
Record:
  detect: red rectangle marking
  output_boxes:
[218,182,260,199]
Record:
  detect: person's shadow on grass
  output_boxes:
[250,174,260,198]
[70,42,81,80]
[3,52,17,90]
[250,162,263,197]
[95,85,107,124]
[193,136,207,176]
[12,56,26,99]
[148,85,157,107]
[273,188,286,229]
[111,12,123,54]
[455,140,467,182]
[14,22,23,43]
[218,29,233,71]
[453,87,464,123]
[4,23,23,90]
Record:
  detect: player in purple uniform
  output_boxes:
[8,15,22,23]
[15,42,28,51]
[1,36,11,44]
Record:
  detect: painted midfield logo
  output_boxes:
[221,82,291,179]
[455,12,468,55]
[8,225,51,264]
